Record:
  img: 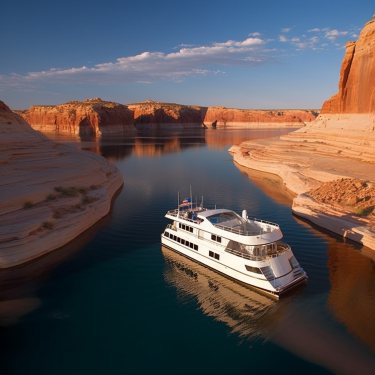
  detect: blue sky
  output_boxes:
[1,0,373,110]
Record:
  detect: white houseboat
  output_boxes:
[161,198,307,297]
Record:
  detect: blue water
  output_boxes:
[1,128,375,375]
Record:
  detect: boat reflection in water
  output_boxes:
[162,245,375,374]
[162,245,286,340]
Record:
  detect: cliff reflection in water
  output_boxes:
[48,128,296,162]
[293,215,375,355]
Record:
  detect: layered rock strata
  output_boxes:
[0,100,124,267]
[127,100,206,130]
[203,107,318,127]
[17,98,135,136]
[230,15,375,249]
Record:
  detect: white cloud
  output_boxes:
[282,27,292,33]
[324,29,348,41]
[0,37,271,89]
[279,35,288,42]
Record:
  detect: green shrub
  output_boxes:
[23,201,34,209]
[42,221,54,229]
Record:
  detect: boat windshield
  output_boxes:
[206,212,244,226]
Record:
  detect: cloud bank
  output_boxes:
[0,24,357,91]
[0,37,269,89]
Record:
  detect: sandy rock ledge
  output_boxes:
[0,101,124,268]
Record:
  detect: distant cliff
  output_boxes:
[321,16,375,114]
[203,107,318,127]
[127,100,318,129]
[17,98,135,136]
[127,100,206,130]
[0,100,123,267]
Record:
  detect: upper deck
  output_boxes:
[165,207,283,243]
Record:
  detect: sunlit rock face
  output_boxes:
[0,100,123,268]
[321,15,375,114]
[203,107,318,127]
[127,100,206,130]
[16,98,135,136]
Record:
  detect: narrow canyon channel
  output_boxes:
[1,128,375,375]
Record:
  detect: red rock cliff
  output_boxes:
[322,15,375,114]
[203,107,317,126]
[127,100,205,130]
[17,98,135,136]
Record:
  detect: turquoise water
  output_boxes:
[1,129,375,374]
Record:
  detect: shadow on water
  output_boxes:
[162,245,375,374]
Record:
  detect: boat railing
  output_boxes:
[247,216,279,228]
[225,242,290,261]
[166,208,208,224]
[213,223,274,236]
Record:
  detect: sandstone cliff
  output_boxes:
[321,16,375,114]
[127,100,206,130]
[127,100,318,129]
[17,98,135,136]
[0,100,124,267]
[203,107,317,127]
[230,15,375,249]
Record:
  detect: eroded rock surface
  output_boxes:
[127,100,206,130]
[230,15,375,249]
[0,100,124,267]
[204,107,318,127]
[17,98,135,136]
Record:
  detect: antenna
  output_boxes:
[177,191,180,218]
[190,185,193,210]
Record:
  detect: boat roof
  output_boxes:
[165,207,283,244]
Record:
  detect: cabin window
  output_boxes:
[194,244,198,251]
[245,265,262,274]
[181,239,185,245]
[211,234,222,243]
[209,251,220,260]
[189,227,193,233]
[165,232,169,238]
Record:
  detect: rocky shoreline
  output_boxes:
[230,15,375,250]
[0,100,124,268]
[229,114,375,249]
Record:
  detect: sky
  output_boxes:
[0,0,373,110]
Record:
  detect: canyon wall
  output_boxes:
[17,98,135,136]
[127,100,206,130]
[283,15,375,163]
[229,15,375,249]
[203,107,318,127]
[0,100,124,267]
[321,16,375,114]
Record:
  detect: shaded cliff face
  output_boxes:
[203,107,317,126]
[0,100,124,267]
[322,15,375,114]
[17,98,135,136]
[127,100,318,129]
[127,100,206,130]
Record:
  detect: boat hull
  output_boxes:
[161,232,307,297]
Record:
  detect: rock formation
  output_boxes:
[203,107,318,127]
[0,100,124,267]
[127,100,206,130]
[127,101,318,129]
[17,98,135,136]
[321,16,375,114]
[230,15,375,249]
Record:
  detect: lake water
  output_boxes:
[1,128,375,375]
